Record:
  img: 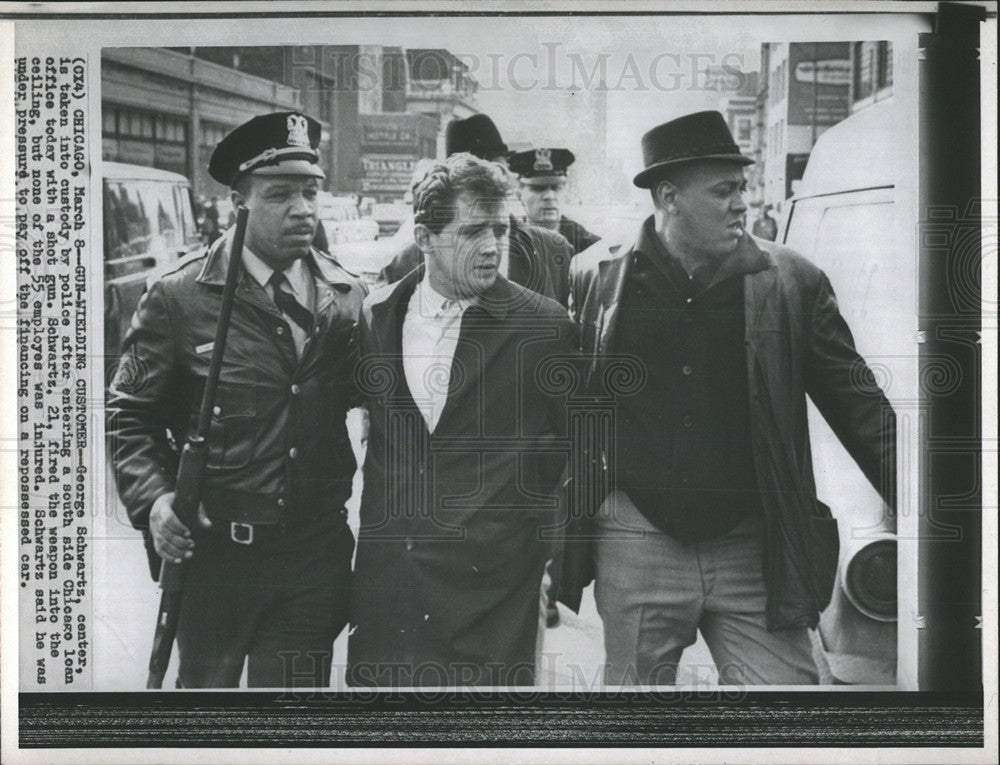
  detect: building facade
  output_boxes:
[732,41,894,213]
[102,45,478,201]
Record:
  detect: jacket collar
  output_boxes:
[370,263,514,323]
[196,227,354,297]
[633,215,770,286]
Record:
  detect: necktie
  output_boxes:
[268,271,313,334]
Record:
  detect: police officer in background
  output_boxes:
[509,148,600,300]
[108,112,366,688]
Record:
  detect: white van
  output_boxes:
[779,99,914,685]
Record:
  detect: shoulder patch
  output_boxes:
[109,351,149,396]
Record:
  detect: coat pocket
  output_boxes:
[807,500,840,612]
[189,381,257,471]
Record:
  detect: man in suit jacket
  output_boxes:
[561,111,896,686]
[348,153,578,688]
[376,114,573,307]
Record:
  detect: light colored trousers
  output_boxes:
[594,491,819,686]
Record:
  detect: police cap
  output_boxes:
[208,111,325,187]
[508,148,576,184]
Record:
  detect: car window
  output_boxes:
[174,185,196,242]
[104,180,184,260]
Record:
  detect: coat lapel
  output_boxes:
[743,247,778,339]
[595,243,633,355]
[370,266,422,360]
[434,277,514,434]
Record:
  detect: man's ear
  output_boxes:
[653,179,678,214]
[230,187,247,211]
[413,223,434,254]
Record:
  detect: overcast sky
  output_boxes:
[24,10,924,206]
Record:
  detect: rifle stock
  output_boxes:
[146,206,248,689]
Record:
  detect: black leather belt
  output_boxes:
[218,508,349,546]
[198,485,350,545]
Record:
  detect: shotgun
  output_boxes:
[146,205,248,689]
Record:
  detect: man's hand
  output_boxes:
[150,492,212,563]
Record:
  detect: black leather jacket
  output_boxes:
[107,235,367,554]
[561,226,896,630]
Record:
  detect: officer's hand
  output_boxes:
[150,492,212,563]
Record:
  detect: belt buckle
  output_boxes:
[230,522,254,545]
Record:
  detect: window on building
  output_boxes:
[854,41,875,102]
[155,115,188,145]
[877,41,893,90]
[737,117,752,143]
[200,122,231,149]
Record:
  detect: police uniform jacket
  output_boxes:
[560,227,896,631]
[347,268,576,686]
[108,233,367,578]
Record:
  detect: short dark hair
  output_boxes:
[412,152,512,235]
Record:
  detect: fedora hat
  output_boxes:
[445,114,509,160]
[633,110,754,189]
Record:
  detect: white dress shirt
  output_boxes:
[402,278,473,433]
[241,244,315,357]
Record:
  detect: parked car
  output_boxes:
[778,99,907,685]
[103,161,200,380]
[317,192,379,245]
[371,201,410,238]
[330,215,415,288]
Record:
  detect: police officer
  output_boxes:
[509,148,600,294]
[108,112,366,688]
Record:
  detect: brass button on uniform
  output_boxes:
[288,447,299,459]
[405,538,416,552]
[290,384,301,395]
[276,325,285,336]
[213,405,222,415]
[276,497,286,508]
[681,365,693,376]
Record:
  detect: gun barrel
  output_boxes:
[144,205,249,689]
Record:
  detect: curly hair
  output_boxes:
[412,152,512,235]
